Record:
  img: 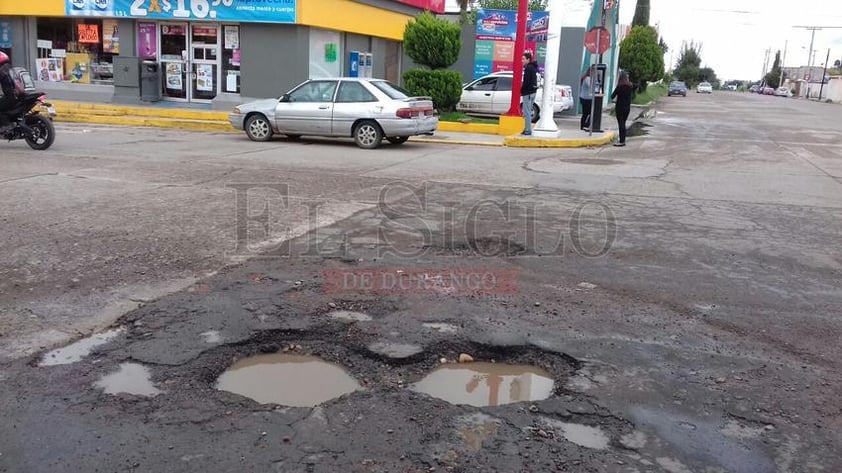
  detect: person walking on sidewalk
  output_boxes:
[520,51,539,136]
[611,72,634,147]
[579,68,593,131]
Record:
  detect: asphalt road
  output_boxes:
[1,91,841,472]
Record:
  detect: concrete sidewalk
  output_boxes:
[49,99,616,148]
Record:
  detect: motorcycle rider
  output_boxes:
[0,52,20,118]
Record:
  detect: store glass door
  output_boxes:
[190,25,219,102]
[160,23,188,101]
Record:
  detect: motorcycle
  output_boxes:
[1,91,57,150]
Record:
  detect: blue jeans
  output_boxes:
[521,93,536,134]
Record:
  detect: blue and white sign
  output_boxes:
[0,21,12,49]
[349,51,360,78]
[66,0,296,24]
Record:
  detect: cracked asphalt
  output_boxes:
[1,92,841,472]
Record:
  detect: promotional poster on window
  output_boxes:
[65,0,296,24]
[473,9,549,79]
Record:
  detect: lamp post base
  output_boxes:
[532,129,562,138]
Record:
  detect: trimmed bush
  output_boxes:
[403,69,463,112]
[403,12,461,70]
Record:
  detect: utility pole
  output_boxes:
[781,40,788,87]
[793,26,842,98]
[819,48,831,100]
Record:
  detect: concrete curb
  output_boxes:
[504,131,616,148]
[437,121,499,135]
[410,137,503,147]
[51,100,229,121]
[49,100,617,147]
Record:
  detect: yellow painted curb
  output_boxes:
[498,115,525,136]
[437,121,499,135]
[51,100,230,121]
[504,131,616,148]
[54,113,235,133]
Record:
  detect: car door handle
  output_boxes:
[318,105,330,110]
[484,93,491,96]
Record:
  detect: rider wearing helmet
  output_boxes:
[0,52,20,114]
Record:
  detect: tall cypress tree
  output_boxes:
[632,0,650,27]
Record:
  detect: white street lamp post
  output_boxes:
[533,0,563,137]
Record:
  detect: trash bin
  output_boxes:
[140,60,161,102]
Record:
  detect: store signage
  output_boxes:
[78,24,100,43]
[65,0,296,24]
[473,9,549,79]
[392,0,444,14]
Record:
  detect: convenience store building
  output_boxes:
[0,0,443,108]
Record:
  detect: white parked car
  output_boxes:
[774,87,793,98]
[697,82,713,93]
[229,78,438,149]
[456,71,573,122]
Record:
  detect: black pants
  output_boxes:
[580,98,592,129]
[616,107,630,143]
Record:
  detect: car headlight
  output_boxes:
[232,107,242,115]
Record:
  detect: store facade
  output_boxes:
[0,0,443,108]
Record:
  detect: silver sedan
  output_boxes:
[229,78,438,149]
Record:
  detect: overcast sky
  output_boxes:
[446,0,842,80]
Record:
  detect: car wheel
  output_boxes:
[387,136,409,145]
[354,121,383,149]
[245,114,273,142]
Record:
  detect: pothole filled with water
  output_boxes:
[215,354,360,407]
[40,328,125,366]
[411,362,554,407]
[94,362,162,397]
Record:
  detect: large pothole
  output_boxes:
[215,353,360,407]
[411,362,555,407]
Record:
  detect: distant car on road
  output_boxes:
[749,85,760,93]
[668,81,687,96]
[762,87,776,95]
[456,71,572,123]
[774,87,793,97]
[697,82,713,94]
[229,78,437,149]
[727,84,738,91]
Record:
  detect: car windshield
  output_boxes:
[370,81,412,99]
[671,82,685,87]
[700,83,711,86]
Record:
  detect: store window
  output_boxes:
[222,25,240,94]
[36,18,119,84]
[160,24,187,99]
[309,29,341,79]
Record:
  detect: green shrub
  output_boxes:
[403,11,461,70]
[403,69,463,112]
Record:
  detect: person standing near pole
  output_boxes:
[610,71,633,147]
[520,51,539,136]
[580,69,593,131]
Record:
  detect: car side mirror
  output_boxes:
[280,94,290,102]
[465,85,474,91]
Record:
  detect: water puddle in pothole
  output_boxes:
[215,354,360,407]
[94,363,162,397]
[541,417,610,449]
[411,362,554,407]
[39,328,125,366]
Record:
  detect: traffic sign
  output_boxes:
[584,27,611,55]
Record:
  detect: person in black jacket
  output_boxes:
[0,52,19,117]
[520,51,539,135]
[610,72,634,147]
